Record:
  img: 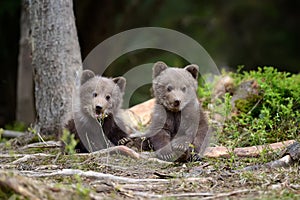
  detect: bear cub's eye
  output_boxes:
[181,86,186,92]
[167,85,173,92]
[93,92,98,97]
[105,95,111,101]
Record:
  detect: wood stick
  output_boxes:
[120,188,252,199]
[77,145,141,159]
[11,153,55,164]
[202,189,253,200]
[204,140,295,158]
[0,153,55,159]
[21,141,62,149]
[22,168,170,183]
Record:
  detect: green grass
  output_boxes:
[199,66,300,147]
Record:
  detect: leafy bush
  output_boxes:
[61,129,78,155]
[4,121,26,132]
[199,67,300,147]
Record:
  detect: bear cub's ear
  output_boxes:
[153,61,168,78]
[112,77,126,93]
[81,70,95,85]
[185,64,199,80]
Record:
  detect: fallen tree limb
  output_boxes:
[119,188,252,199]
[124,191,213,199]
[204,140,295,158]
[77,145,141,160]
[22,168,170,183]
[201,189,253,200]
[0,153,55,159]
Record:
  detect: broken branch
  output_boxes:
[204,140,295,158]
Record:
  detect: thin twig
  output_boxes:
[0,153,54,159]
[21,168,170,183]
[119,189,252,199]
[247,98,263,114]
[21,141,62,149]
[202,189,253,200]
[11,153,55,164]
[78,145,141,161]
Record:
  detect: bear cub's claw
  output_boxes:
[191,154,202,162]
[172,143,189,152]
[157,152,176,162]
[118,137,132,145]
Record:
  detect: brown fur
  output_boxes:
[65,70,131,152]
[131,62,209,162]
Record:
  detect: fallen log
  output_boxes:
[124,98,155,128]
[204,140,295,158]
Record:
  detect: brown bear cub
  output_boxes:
[131,62,209,162]
[66,70,130,153]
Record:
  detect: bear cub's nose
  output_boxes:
[173,100,181,107]
[95,105,103,114]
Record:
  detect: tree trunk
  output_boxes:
[29,0,82,136]
[17,0,35,125]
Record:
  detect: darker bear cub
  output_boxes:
[66,70,130,153]
[131,62,209,162]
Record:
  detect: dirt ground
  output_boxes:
[0,138,299,200]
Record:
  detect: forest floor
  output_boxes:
[0,137,299,200]
[1,67,299,199]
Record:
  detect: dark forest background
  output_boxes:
[0,0,300,127]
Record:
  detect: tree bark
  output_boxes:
[17,0,35,125]
[29,0,82,136]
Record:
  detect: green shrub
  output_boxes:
[61,129,78,155]
[199,66,300,147]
